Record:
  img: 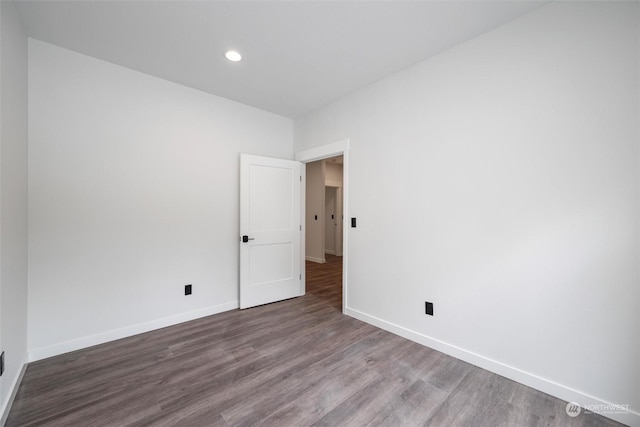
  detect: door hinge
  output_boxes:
[299,225,302,231]
[299,274,302,280]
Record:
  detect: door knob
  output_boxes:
[242,235,255,243]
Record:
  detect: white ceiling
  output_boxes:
[14,1,544,118]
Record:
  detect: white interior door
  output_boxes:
[240,154,303,309]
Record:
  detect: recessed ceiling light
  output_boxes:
[225,50,242,62]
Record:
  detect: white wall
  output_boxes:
[305,160,325,263]
[295,2,639,425]
[0,0,29,421]
[28,40,293,359]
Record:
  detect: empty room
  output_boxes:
[1,1,638,426]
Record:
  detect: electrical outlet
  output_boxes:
[425,301,434,316]
[185,284,192,296]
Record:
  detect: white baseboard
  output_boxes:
[305,256,326,264]
[1,354,28,426]
[345,307,639,427]
[28,301,239,362]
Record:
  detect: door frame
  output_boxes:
[295,139,349,314]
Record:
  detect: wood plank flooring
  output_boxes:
[306,254,343,311]
[6,255,622,426]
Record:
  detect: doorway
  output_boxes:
[295,139,349,313]
[304,155,344,311]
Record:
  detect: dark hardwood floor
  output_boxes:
[306,254,343,311]
[6,255,622,426]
